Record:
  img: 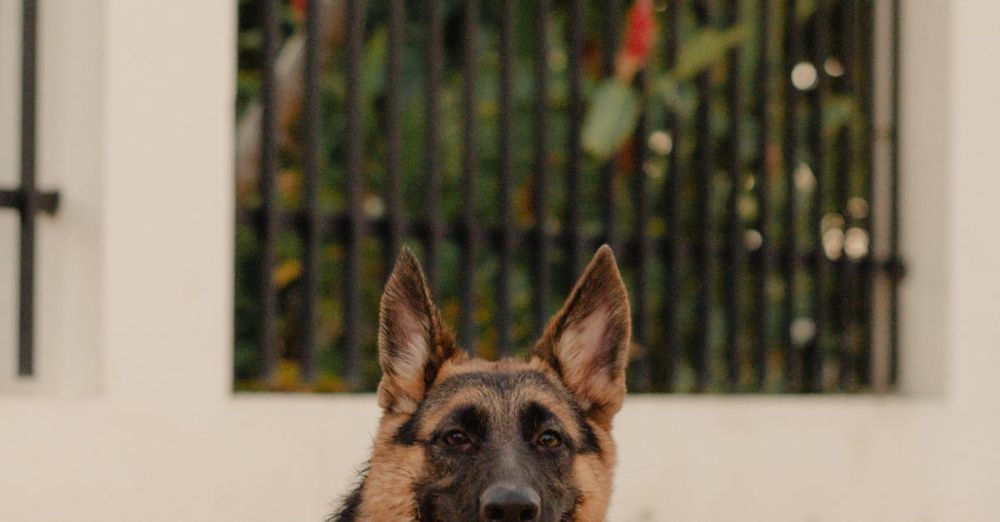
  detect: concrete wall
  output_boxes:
[1,0,998,520]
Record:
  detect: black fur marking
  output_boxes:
[574,409,601,455]
[521,401,557,433]
[326,474,365,522]
[436,404,489,442]
[394,414,420,445]
[415,480,436,521]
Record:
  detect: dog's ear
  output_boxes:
[533,245,630,429]
[376,247,460,414]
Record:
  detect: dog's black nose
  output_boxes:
[480,483,541,521]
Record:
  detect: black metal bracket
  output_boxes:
[0,188,60,214]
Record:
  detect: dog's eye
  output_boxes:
[442,430,470,446]
[536,431,563,448]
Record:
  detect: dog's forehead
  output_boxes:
[414,360,584,438]
[431,358,563,398]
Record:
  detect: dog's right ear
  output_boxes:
[376,247,460,414]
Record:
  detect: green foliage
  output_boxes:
[582,24,748,161]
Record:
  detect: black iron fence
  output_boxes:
[235,0,903,393]
[2,0,60,378]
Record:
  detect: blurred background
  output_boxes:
[233,0,901,395]
[1,0,998,521]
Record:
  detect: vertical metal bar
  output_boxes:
[661,0,682,392]
[343,0,366,389]
[803,0,829,393]
[384,0,406,268]
[632,70,651,390]
[497,0,515,357]
[531,0,551,338]
[601,0,622,251]
[300,0,323,384]
[858,0,876,388]
[258,0,280,383]
[459,0,480,354]
[424,0,444,292]
[836,0,856,390]
[692,0,712,392]
[781,0,799,391]
[723,0,742,391]
[752,0,771,390]
[16,0,38,376]
[888,0,901,387]
[565,0,584,278]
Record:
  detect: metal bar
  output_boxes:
[384,0,406,269]
[0,190,59,212]
[888,0,901,387]
[836,0,856,390]
[424,0,444,292]
[459,0,480,354]
[531,0,551,338]
[692,0,712,392]
[631,69,651,390]
[497,0,515,357]
[661,0,682,392]
[723,0,742,392]
[565,0,584,278]
[858,0,876,388]
[16,0,39,376]
[300,0,323,384]
[343,0,366,389]
[803,0,829,393]
[781,0,799,391]
[752,0,771,390]
[601,0,622,251]
[258,0,280,383]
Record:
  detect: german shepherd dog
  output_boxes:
[329,245,630,522]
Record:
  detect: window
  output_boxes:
[233,0,902,394]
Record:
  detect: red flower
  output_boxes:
[623,0,655,64]
[616,0,657,81]
[291,0,307,16]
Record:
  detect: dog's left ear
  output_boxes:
[533,245,630,429]
[376,247,461,414]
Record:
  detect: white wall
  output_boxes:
[0,0,21,367]
[2,0,999,521]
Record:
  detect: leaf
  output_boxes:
[672,25,749,81]
[274,259,302,289]
[362,28,388,107]
[796,0,818,22]
[823,94,859,138]
[652,75,698,119]
[582,80,641,161]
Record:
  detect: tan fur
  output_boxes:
[357,414,425,521]
[571,454,615,521]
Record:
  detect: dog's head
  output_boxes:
[357,246,629,522]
